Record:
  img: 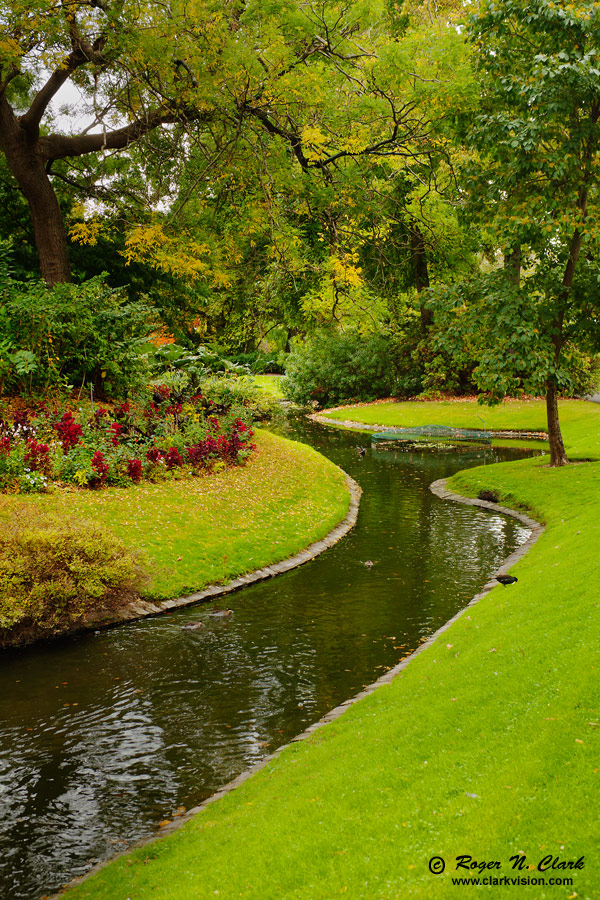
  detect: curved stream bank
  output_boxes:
[0,415,543,900]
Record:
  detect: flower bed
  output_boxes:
[0,387,256,493]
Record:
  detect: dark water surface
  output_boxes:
[0,415,541,899]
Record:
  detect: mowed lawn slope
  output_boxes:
[1,430,351,600]
[63,400,600,900]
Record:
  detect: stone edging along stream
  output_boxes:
[87,472,362,631]
[308,410,547,440]
[54,475,544,897]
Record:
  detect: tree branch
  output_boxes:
[0,64,20,96]
[39,104,212,161]
[19,35,106,136]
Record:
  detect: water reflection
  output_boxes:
[0,415,541,899]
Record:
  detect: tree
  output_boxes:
[435,0,600,466]
[0,0,464,286]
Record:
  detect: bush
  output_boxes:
[147,343,277,420]
[226,350,284,374]
[0,509,148,647]
[0,249,152,399]
[198,375,274,419]
[283,330,399,407]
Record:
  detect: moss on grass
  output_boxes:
[62,399,600,900]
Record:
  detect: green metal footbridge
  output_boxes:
[371,425,491,447]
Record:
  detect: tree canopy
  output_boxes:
[438,0,600,465]
[0,0,469,285]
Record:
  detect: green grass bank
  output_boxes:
[1,429,350,602]
[62,400,600,900]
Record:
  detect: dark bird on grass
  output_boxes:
[356,446,367,457]
[496,575,518,586]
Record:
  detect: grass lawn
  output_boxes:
[252,374,286,399]
[1,430,350,600]
[62,400,600,900]
[322,397,600,457]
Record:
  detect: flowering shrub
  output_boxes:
[146,447,164,463]
[126,458,143,482]
[54,412,82,451]
[0,392,255,493]
[164,447,183,469]
[24,439,52,477]
[109,423,125,446]
[91,451,109,486]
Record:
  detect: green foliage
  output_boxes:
[0,510,147,646]
[451,0,600,393]
[428,254,599,404]
[198,376,274,420]
[146,344,277,418]
[227,351,284,375]
[0,250,152,398]
[282,330,400,407]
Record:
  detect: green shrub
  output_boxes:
[226,350,284,374]
[0,510,148,646]
[0,248,152,399]
[146,345,276,419]
[199,375,273,418]
[282,330,399,407]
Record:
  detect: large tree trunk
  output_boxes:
[543,220,587,468]
[0,98,71,284]
[546,377,568,466]
[410,225,431,334]
[22,169,71,285]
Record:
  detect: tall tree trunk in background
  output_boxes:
[0,98,71,285]
[410,225,431,333]
[546,377,568,466]
[19,165,71,285]
[544,219,587,467]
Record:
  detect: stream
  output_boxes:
[0,413,542,899]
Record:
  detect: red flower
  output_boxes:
[127,458,143,482]
[109,422,125,446]
[146,447,164,463]
[165,447,183,469]
[93,407,109,426]
[91,451,109,485]
[55,412,82,451]
[24,439,52,476]
[115,401,131,419]
[0,436,10,454]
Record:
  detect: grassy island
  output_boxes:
[0,429,351,644]
[62,399,600,900]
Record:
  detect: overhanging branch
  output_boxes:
[39,105,212,162]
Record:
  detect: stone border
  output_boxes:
[82,472,362,632]
[53,477,543,898]
[308,411,547,440]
